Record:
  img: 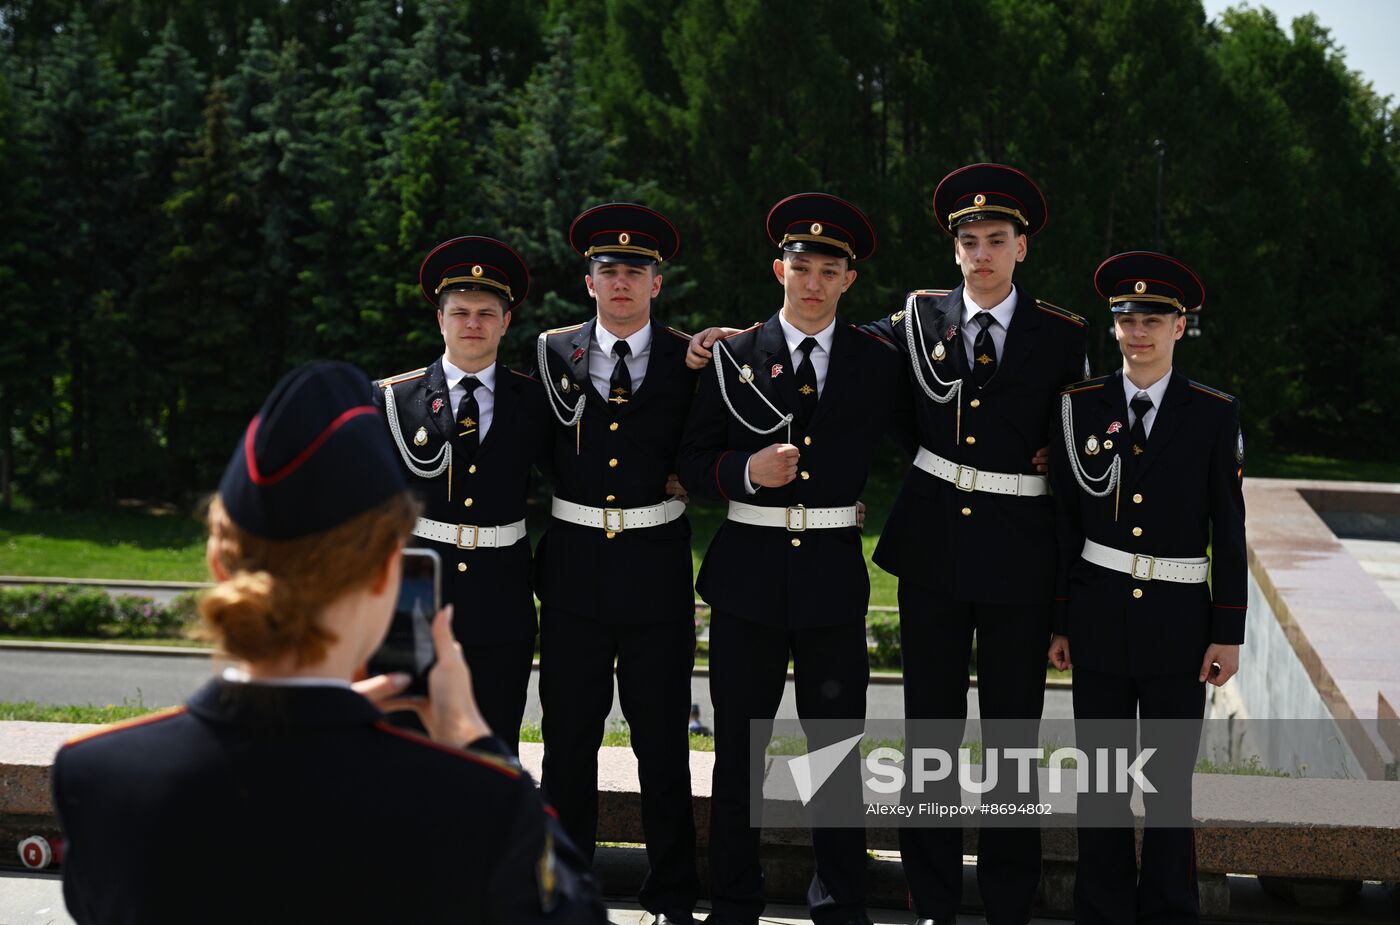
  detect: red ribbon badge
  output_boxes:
[1106,421,1123,434]
[432,398,444,414]
[946,325,958,340]
[771,363,784,378]
[571,347,586,362]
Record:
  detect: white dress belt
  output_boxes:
[1081,538,1209,584]
[414,517,528,550]
[551,496,686,533]
[913,447,1049,497]
[726,500,859,531]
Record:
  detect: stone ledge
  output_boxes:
[6,726,1396,885]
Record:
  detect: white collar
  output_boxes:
[221,666,353,689]
[442,355,496,393]
[777,311,837,357]
[595,320,653,357]
[962,285,1018,329]
[1122,367,1173,409]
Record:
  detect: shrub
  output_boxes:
[867,611,902,669]
[0,587,200,639]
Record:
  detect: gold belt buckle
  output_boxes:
[786,504,807,532]
[1131,554,1156,581]
[456,524,478,550]
[603,508,625,533]
[955,464,979,492]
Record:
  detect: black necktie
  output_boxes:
[609,340,632,406]
[456,376,481,460]
[794,336,820,428]
[972,311,998,388]
[1129,392,1153,457]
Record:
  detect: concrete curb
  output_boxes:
[0,576,211,591]
[0,640,1072,689]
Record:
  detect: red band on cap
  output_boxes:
[244,405,378,486]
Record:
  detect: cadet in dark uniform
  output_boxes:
[678,194,910,925]
[854,164,1086,925]
[53,361,604,925]
[373,236,551,752]
[1048,252,1245,925]
[533,203,701,925]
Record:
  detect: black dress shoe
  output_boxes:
[699,913,757,925]
[639,913,696,925]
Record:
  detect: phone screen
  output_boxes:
[366,548,441,696]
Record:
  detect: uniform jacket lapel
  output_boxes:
[567,319,606,407]
[987,289,1039,391]
[475,364,517,461]
[618,319,675,417]
[424,358,455,441]
[937,286,970,383]
[808,318,855,430]
[1131,370,1189,485]
[758,314,801,413]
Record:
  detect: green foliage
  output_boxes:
[0,698,154,723]
[0,2,1397,507]
[868,611,902,669]
[0,586,198,638]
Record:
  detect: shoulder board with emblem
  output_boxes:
[544,322,586,336]
[509,368,540,383]
[64,706,187,747]
[664,325,692,341]
[1062,374,1112,394]
[1188,380,1235,403]
[910,288,952,297]
[373,722,525,779]
[375,367,428,389]
[1034,299,1086,327]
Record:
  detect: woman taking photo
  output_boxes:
[53,361,604,924]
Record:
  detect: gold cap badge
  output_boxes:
[618,232,631,245]
[973,193,986,207]
[471,265,484,277]
[1134,280,1147,294]
[810,222,823,235]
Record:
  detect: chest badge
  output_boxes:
[431,397,444,414]
[1106,420,1123,434]
[932,341,946,362]
[413,426,428,447]
[771,363,784,379]
[946,325,958,340]
[1084,435,1101,456]
[1103,439,1114,450]
[738,364,754,383]
[560,375,570,393]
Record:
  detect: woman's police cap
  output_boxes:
[419,236,530,310]
[570,203,680,266]
[1095,251,1204,314]
[218,361,406,540]
[766,192,876,262]
[933,163,1047,236]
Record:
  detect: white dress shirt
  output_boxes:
[961,286,1017,365]
[744,313,837,493]
[1122,369,1173,438]
[590,321,653,397]
[442,356,496,441]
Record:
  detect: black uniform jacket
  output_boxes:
[532,317,700,624]
[373,358,552,646]
[678,313,910,629]
[865,284,1089,604]
[1049,369,1247,677]
[53,679,606,925]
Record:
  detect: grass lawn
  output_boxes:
[0,699,155,723]
[0,506,208,581]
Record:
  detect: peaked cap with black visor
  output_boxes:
[569,203,680,267]
[766,192,876,262]
[419,236,530,310]
[933,163,1047,237]
[218,361,407,541]
[1095,250,1204,315]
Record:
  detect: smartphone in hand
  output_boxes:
[367,548,441,697]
